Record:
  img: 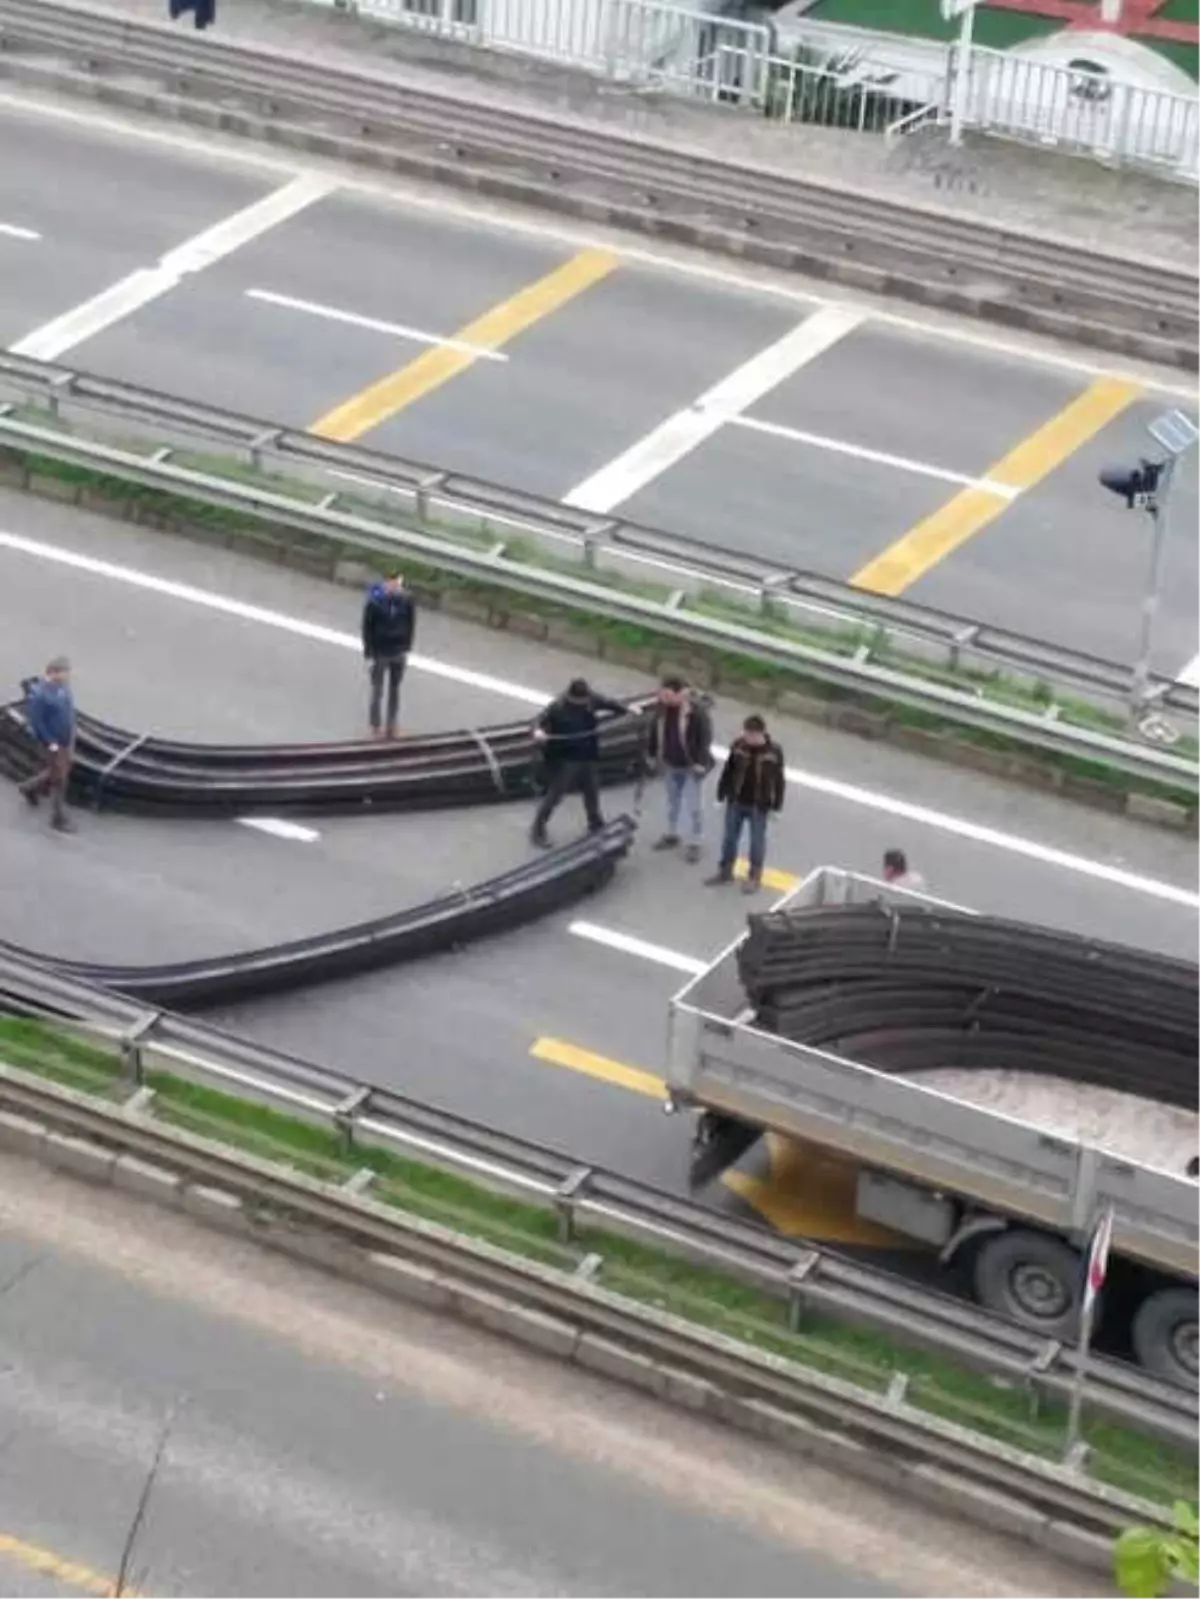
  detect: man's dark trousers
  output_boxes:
[532,759,603,837]
[20,746,71,825]
[368,652,407,734]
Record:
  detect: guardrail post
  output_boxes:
[554,1165,593,1244]
[248,428,282,472]
[119,1010,161,1086]
[122,1084,157,1119]
[47,370,74,420]
[786,1248,820,1330]
[415,471,446,525]
[333,1086,371,1153]
[1024,1339,1062,1420]
[574,1251,604,1282]
[582,520,618,571]
[885,1371,910,1409]
[758,572,792,620]
[949,623,980,672]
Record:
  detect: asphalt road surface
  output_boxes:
[1,492,1195,1240]
[10,1158,1100,1599]
[0,94,1196,681]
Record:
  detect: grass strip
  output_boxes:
[0,1015,1192,1505]
[3,417,1195,819]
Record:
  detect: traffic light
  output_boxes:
[1099,458,1164,509]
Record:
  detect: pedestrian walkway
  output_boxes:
[45,0,1200,262]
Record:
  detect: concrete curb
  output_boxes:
[3,449,1193,833]
[0,1102,1132,1579]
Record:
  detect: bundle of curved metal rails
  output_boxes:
[738,902,1199,1110]
[1,817,636,1008]
[0,699,652,815]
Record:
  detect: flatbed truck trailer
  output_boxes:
[665,867,1198,1388]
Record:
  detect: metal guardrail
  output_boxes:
[0,0,1194,367]
[0,947,1192,1461]
[1,362,1195,791]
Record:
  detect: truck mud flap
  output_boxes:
[689,1112,761,1191]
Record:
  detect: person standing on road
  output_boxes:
[529,677,628,847]
[707,714,785,894]
[647,675,714,863]
[362,574,416,740]
[19,656,77,834]
[882,848,926,891]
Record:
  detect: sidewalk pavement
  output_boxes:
[63,0,1200,264]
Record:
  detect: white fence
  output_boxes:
[961,45,1199,182]
[340,0,771,94]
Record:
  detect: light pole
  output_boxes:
[1099,407,1199,721]
[942,0,977,147]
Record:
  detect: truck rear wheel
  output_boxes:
[1131,1288,1198,1389]
[973,1229,1080,1337]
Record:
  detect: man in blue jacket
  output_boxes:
[362,574,417,739]
[20,656,77,832]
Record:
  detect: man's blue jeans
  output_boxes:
[663,767,704,841]
[719,803,768,881]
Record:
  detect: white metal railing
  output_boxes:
[744,46,945,134]
[963,45,1199,181]
[332,0,771,95]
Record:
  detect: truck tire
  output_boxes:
[973,1229,1081,1336]
[1131,1288,1198,1389]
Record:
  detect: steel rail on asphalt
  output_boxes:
[0,411,1195,791]
[0,699,653,814]
[0,949,1192,1447]
[0,0,1195,366]
[0,817,636,1006]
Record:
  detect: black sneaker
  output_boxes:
[19,786,39,809]
[652,835,680,851]
[529,829,551,849]
[51,815,77,834]
[704,871,732,887]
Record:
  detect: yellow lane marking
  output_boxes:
[529,1041,898,1246]
[0,1532,135,1597]
[311,247,621,442]
[733,857,798,894]
[724,1134,905,1247]
[530,1037,665,1099]
[849,376,1143,596]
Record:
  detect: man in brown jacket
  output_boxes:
[706,714,785,894]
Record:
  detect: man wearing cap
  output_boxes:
[19,656,77,833]
[529,677,628,846]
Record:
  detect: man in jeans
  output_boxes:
[19,656,77,833]
[707,714,785,894]
[362,573,416,738]
[529,677,627,846]
[647,676,714,863]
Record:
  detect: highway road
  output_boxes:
[8,1156,1090,1599]
[0,93,1197,682]
[1,492,1196,1247]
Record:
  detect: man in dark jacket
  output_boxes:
[19,656,77,833]
[529,678,627,846]
[707,714,785,894]
[646,675,714,864]
[362,575,416,739]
